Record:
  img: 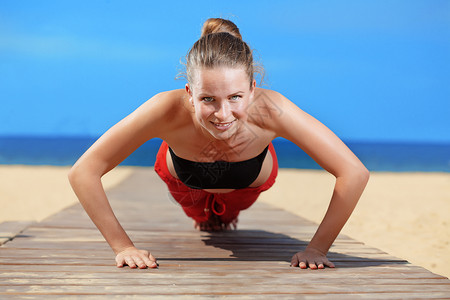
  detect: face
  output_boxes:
[186,67,256,141]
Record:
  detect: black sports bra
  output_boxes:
[168,146,269,189]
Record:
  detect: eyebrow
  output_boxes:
[198,91,245,97]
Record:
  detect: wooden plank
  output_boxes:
[0,221,34,245]
[0,270,445,280]
[0,295,447,300]
[2,276,450,286]
[0,263,437,275]
[1,283,450,295]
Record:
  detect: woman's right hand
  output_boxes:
[115,246,158,269]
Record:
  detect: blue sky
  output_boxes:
[1,0,449,143]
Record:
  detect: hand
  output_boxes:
[290,247,335,269]
[115,246,158,269]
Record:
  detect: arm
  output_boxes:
[68,91,180,268]
[269,90,370,269]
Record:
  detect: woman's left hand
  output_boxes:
[290,247,335,269]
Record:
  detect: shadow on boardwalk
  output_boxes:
[189,229,408,268]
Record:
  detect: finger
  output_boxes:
[142,257,154,268]
[133,257,147,269]
[290,255,299,267]
[324,259,335,268]
[116,257,125,268]
[148,252,157,262]
[314,260,324,269]
[124,257,137,268]
[147,253,158,268]
[299,261,308,269]
[142,255,155,268]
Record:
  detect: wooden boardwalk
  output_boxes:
[1,168,449,299]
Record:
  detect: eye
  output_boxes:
[230,95,242,101]
[202,97,214,102]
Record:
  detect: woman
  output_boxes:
[69,18,369,270]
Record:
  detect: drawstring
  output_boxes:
[204,194,226,219]
[212,195,226,216]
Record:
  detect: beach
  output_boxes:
[0,165,449,279]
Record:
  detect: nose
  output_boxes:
[214,101,231,120]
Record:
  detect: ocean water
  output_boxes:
[0,136,449,172]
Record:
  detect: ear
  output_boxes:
[250,79,256,97]
[185,83,192,96]
[185,83,194,106]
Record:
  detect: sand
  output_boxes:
[0,165,134,222]
[0,165,449,279]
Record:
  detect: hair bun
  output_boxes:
[201,18,242,39]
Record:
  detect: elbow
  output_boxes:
[67,162,89,189]
[353,163,370,187]
[68,159,104,190]
[362,167,370,189]
[67,164,81,189]
[339,161,370,187]
[358,163,370,181]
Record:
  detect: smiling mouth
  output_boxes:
[210,120,235,130]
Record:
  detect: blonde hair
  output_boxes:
[182,18,264,88]
[201,18,242,39]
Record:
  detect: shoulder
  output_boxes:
[124,89,192,138]
[139,89,187,112]
[249,88,327,141]
[134,89,190,121]
[253,88,285,107]
[251,88,297,117]
[254,88,300,111]
[248,88,299,130]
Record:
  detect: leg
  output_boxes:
[215,143,279,228]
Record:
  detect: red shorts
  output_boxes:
[154,141,278,224]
